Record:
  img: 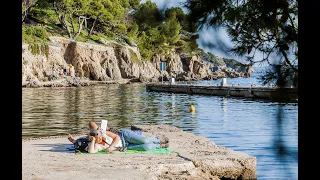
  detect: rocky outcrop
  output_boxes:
[22,37,251,87]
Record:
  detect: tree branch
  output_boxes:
[74,16,86,40]
[279,48,298,73]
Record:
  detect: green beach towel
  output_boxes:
[75,148,171,154]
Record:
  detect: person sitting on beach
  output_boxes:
[59,69,64,78]
[68,121,169,153]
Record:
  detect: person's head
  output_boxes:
[89,129,103,143]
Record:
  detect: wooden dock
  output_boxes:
[146,83,298,101]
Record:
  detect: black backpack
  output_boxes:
[74,137,91,153]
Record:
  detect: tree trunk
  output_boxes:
[73,16,86,40]
[53,3,72,38]
[22,0,35,23]
[22,7,29,23]
[88,18,98,37]
[279,48,298,73]
[62,15,72,39]
[85,18,87,29]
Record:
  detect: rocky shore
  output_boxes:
[22,124,256,180]
[22,76,134,88]
[22,36,252,88]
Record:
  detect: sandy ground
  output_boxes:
[22,125,257,180]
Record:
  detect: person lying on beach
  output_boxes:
[68,121,169,153]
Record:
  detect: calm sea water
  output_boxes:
[22,73,298,180]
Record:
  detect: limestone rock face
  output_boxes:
[22,42,64,82]
[176,55,211,81]
[22,36,251,84]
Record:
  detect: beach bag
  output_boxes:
[74,137,90,153]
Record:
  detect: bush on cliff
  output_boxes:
[22,25,49,43]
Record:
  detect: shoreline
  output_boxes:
[22,124,257,180]
[22,77,136,88]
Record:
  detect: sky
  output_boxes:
[140,0,268,67]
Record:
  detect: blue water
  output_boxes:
[22,73,298,179]
[184,70,269,87]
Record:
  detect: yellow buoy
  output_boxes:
[190,105,196,113]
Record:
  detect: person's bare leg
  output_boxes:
[89,121,99,130]
[68,134,76,144]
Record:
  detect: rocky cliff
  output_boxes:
[22,37,251,87]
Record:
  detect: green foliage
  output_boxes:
[164,6,191,32]
[119,0,140,9]
[104,30,117,39]
[114,23,127,35]
[134,0,162,31]
[81,32,113,44]
[120,0,130,8]
[41,43,49,58]
[165,7,185,21]
[87,0,111,20]
[29,1,59,24]
[200,50,225,66]
[129,0,140,9]
[126,22,139,39]
[138,48,153,60]
[23,26,49,43]
[122,36,137,47]
[161,17,182,45]
[137,31,154,60]
[90,34,100,41]
[223,58,241,66]
[129,49,141,64]
[185,0,298,66]
[184,0,298,84]
[23,59,28,65]
[76,31,90,42]
[28,43,49,58]
[52,0,93,39]
[23,0,212,64]
[22,0,38,21]
[175,30,199,53]
[147,27,166,47]
[32,70,38,76]
[26,26,48,39]
[258,63,298,87]
[165,7,197,33]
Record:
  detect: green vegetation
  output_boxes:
[22,25,49,43]
[28,43,49,58]
[184,0,298,87]
[32,70,38,76]
[129,49,141,64]
[22,0,204,63]
[23,59,28,65]
[199,49,225,66]
[223,58,242,67]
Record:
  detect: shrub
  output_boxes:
[22,26,49,43]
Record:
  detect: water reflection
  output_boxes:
[22,83,298,180]
[222,97,228,122]
[271,105,298,180]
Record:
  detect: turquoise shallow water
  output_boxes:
[22,74,298,180]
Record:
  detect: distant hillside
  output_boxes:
[198,49,250,73]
